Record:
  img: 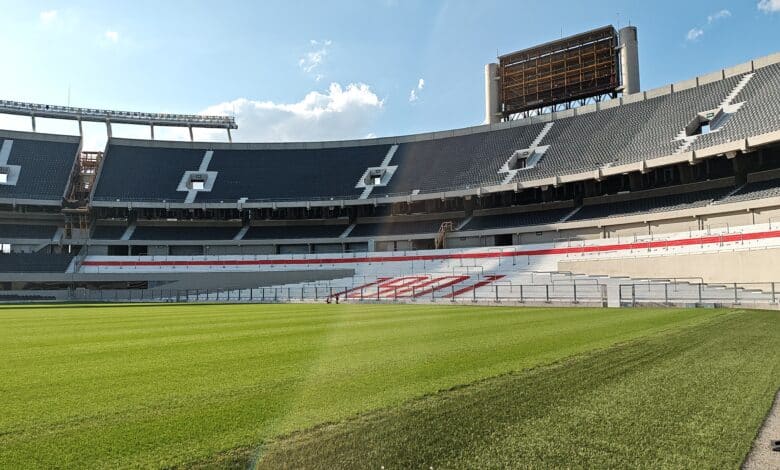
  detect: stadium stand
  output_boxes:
[93,142,390,203]
[86,61,780,205]
[372,124,544,195]
[131,226,241,241]
[0,224,58,239]
[716,178,780,204]
[462,207,574,231]
[199,146,390,202]
[571,187,733,221]
[0,131,80,203]
[0,253,74,273]
[350,219,458,237]
[244,224,347,240]
[91,225,128,240]
[92,146,205,202]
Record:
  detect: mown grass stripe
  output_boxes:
[0,304,734,468]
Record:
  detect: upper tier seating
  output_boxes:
[0,132,80,203]
[86,60,780,204]
[93,143,389,203]
[92,146,205,202]
[199,146,389,202]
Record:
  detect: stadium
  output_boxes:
[1,5,779,469]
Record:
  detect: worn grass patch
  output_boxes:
[0,303,731,468]
[256,309,780,469]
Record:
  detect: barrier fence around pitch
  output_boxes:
[63,281,780,306]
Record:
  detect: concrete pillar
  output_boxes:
[619,26,640,95]
[227,128,233,143]
[150,124,155,140]
[105,121,112,138]
[629,172,643,191]
[31,115,36,132]
[188,126,194,142]
[484,63,501,124]
[732,153,748,186]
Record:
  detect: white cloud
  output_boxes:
[758,0,780,12]
[104,31,119,43]
[686,28,704,41]
[39,10,57,25]
[199,82,384,142]
[299,40,331,75]
[707,9,731,23]
[409,78,425,102]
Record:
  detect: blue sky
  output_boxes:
[0,0,779,149]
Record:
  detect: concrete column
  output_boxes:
[31,115,36,132]
[618,26,640,95]
[484,63,501,124]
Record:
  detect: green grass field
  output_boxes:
[0,303,777,469]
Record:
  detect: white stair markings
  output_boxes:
[456,216,472,231]
[198,150,214,172]
[720,73,755,109]
[500,122,554,185]
[340,223,357,238]
[359,145,399,200]
[560,206,582,223]
[120,224,136,241]
[359,186,374,199]
[380,145,398,167]
[0,139,12,165]
[529,122,555,148]
[233,225,249,241]
[184,150,214,203]
[673,73,755,155]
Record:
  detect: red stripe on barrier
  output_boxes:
[80,229,780,268]
[444,275,506,299]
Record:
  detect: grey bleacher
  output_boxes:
[198,146,389,202]
[350,219,456,237]
[0,133,79,202]
[609,75,741,165]
[91,225,128,239]
[571,187,732,221]
[462,207,573,231]
[692,63,780,151]
[244,225,347,240]
[0,253,74,273]
[373,124,544,196]
[716,178,780,204]
[93,145,205,202]
[86,61,780,205]
[0,224,58,239]
[131,226,240,240]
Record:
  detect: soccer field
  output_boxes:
[0,304,778,468]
